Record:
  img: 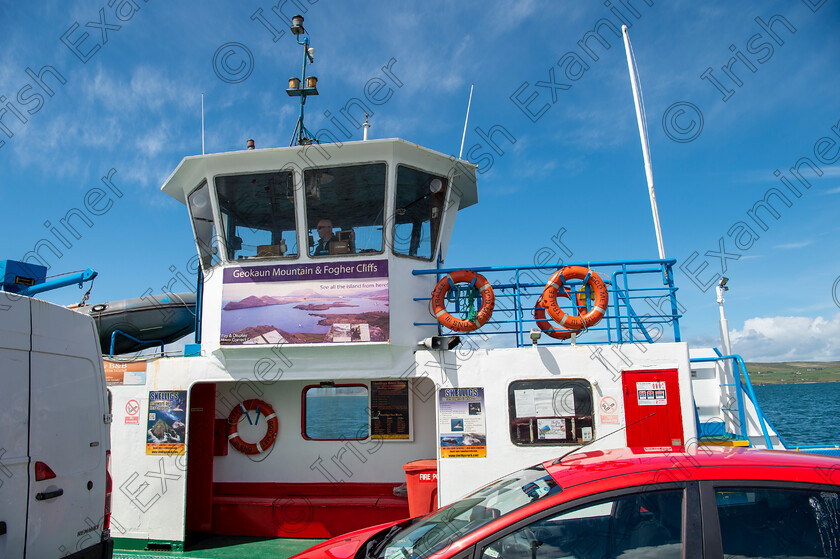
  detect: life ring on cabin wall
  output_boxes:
[542,266,609,331]
[430,270,495,332]
[534,291,587,340]
[227,399,279,455]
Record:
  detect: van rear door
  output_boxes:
[26,299,109,558]
[0,294,32,559]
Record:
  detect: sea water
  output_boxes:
[754,382,840,446]
[305,394,369,440]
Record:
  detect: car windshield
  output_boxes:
[369,464,560,559]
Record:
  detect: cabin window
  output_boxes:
[187,181,222,269]
[302,384,369,440]
[215,171,298,260]
[507,380,594,446]
[304,163,386,257]
[393,166,446,260]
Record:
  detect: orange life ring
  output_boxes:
[534,291,587,340]
[227,399,279,455]
[542,266,609,331]
[430,270,495,332]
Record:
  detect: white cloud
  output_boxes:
[729,313,840,361]
[824,185,840,195]
[773,240,812,250]
[83,65,196,113]
[818,168,840,178]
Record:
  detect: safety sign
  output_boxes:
[599,396,620,424]
[637,382,667,406]
[125,399,140,424]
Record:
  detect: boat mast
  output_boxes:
[621,25,666,260]
[287,15,319,146]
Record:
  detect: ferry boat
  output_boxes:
[36,15,837,557]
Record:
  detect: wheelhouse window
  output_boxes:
[215,171,298,260]
[302,384,369,440]
[187,181,221,269]
[393,166,446,260]
[304,164,386,257]
[508,380,594,445]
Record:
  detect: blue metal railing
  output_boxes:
[412,259,681,347]
[690,352,780,449]
[110,329,165,357]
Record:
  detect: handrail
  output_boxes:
[110,329,165,357]
[690,352,776,448]
[412,259,678,275]
[414,259,681,348]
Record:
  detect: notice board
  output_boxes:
[371,380,410,440]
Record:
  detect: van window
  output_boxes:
[508,380,594,445]
[302,384,369,440]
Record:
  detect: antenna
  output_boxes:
[458,83,474,159]
[554,411,657,463]
[286,15,319,146]
[622,26,666,260]
[201,93,205,155]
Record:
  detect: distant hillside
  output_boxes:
[744,362,840,385]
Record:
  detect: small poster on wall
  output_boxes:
[371,380,410,440]
[438,388,486,458]
[636,382,667,406]
[146,390,187,455]
[103,360,147,386]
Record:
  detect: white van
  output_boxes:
[0,293,113,559]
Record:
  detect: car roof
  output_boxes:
[544,447,840,493]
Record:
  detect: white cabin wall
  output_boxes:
[430,342,694,505]
[213,377,437,484]
[107,356,219,543]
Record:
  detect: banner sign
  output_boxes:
[220,260,389,345]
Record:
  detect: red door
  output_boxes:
[622,369,684,450]
[186,383,216,532]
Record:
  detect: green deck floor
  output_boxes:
[114,535,325,559]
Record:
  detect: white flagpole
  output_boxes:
[201,93,205,155]
[459,83,474,159]
[622,25,665,259]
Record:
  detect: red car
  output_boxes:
[293,448,840,559]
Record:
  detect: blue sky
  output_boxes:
[2,1,839,361]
